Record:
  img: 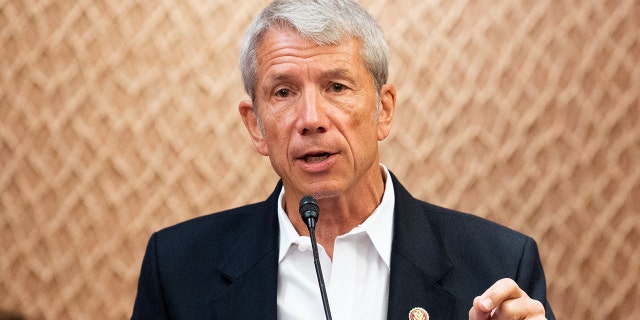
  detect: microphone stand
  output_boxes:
[299,196,332,320]
[308,224,332,320]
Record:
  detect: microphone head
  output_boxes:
[299,195,319,229]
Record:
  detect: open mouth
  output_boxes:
[302,153,330,163]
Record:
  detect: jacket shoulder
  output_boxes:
[421,200,528,242]
[152,201,269,258]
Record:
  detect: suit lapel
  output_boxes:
[387,174,456,320]
[211,183,282,319]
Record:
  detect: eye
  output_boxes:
[275,88,290,98]
[330,83,346,92]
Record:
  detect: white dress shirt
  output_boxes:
[277,165,395,320]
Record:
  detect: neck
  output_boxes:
[285,167,387,259]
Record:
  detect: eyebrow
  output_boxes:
[319,68,355,82]
[266,72,295,84]
[263,67,357,87]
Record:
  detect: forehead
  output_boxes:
[254,27,366,75]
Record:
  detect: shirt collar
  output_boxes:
[277,190,303,263]
[277,164,395,268]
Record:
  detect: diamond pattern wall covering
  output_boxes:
[1,0,638,319]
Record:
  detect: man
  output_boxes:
[132,0,555,319]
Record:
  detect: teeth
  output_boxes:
[305,154,329,162]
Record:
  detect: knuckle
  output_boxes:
[500,278,518,289]
[493,278,519,294]
[531,299,545,314]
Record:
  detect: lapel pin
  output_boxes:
[408,307,429,320]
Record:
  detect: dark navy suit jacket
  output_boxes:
[132,173,555,319]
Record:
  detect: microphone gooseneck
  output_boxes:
[298,196,332,320]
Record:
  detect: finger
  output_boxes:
[476,278,523,312]
[492,295,546,320]
[468,296,492,320]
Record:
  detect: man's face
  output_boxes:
[239,27,395,201]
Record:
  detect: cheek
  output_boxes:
[262,100,298,126]
[354,109,381,138]
[343,118,380,158]
[261,116,293,151]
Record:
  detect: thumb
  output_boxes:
[469,296,494,320]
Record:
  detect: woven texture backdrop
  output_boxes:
[1,0,638,319]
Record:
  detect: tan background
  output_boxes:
[1,0,639,319]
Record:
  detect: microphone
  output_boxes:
[299,195,320,229]
[298,196,332,320]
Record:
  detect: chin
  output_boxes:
[302,181,347,200]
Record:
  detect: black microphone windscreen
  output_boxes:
[299,195,319,222]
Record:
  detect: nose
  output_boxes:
[296,88,328,135]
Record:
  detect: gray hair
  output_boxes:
[239,0,389,104]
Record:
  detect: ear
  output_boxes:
[238,100,269,156]
[376,84,396,141]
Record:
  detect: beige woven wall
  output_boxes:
[1,0,638,319]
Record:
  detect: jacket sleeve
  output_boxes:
[517,237,556,320]
[131,233,170,320]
